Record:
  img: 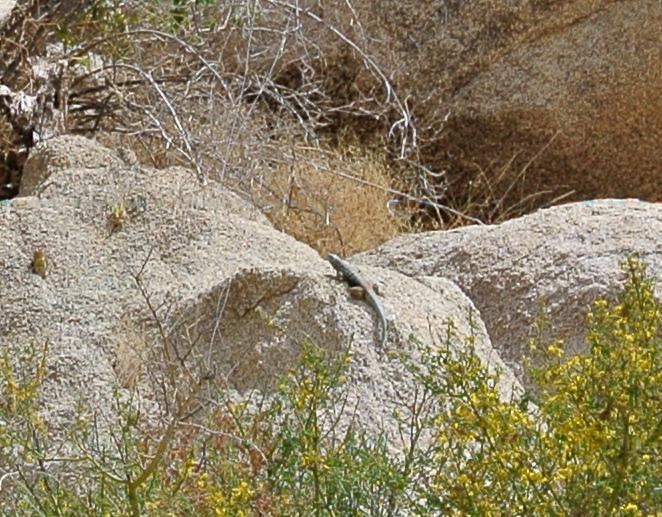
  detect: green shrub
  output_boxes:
[407,258,661,516]
[1,259,659,515]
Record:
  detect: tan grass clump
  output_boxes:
[250,143,400,255]
[114,327,147,391]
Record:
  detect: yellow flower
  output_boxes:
[620,502,641,515]
[553,467,573,483]
[525,469,545,483]
[208,490,229,516]
[197,472,208,489]
[230,481,254,504]
[183,458,197,478]
[547,344,565,358]
[145,501,160,511]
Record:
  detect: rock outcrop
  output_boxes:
[442,0,662,208]
[0,0,14,25]
[1,135,518,450]
[357,199,662,369]
[361,0,662,213]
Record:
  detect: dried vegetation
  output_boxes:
[0,0,557,254]
[3,0,655,249]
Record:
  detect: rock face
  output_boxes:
[357,199,662,368]
[1,135,518,449]
[2,136,323,434]
[0,0,14,25]
[361,0,662,213]
[441,0,662,208]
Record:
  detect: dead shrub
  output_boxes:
[5,0,603,244]
[114,325,147,390]
[250,142,399,255]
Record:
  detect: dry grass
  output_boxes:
[250,142,400,255]
[4,0,656,249]
[113,323,148,390]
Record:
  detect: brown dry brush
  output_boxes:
[1,0,577,228]
[0,0,481,233]
[0,1,410,176]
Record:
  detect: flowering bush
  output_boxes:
[409,258,661,516]
[1,259,659,515]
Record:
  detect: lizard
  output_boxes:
[327,253,388,347]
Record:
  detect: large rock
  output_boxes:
[357,199,662,368]
[441,0,662,209]
[0,0,14,25]
[0,135,520,454]
[20,134,127,195]
[1,135,325,435]
[167,263,521,447]
[358,0,662,213]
